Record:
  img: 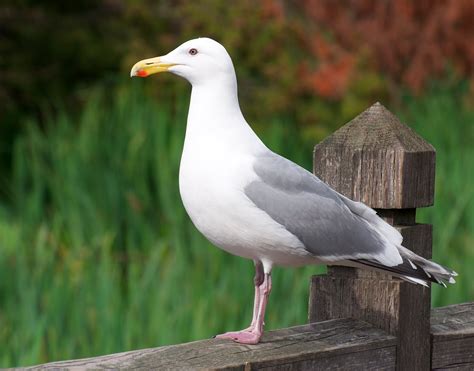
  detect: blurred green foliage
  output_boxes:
[0,84,323,366]
[3,0,473,156]
[399,81,474,306]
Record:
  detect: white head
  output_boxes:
[130,37,236,87]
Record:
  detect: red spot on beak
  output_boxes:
[136,70,148,77]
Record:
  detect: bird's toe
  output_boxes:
[215,330,261,344]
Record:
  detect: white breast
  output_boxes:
[178,126,311,266]
[177,82,315,267]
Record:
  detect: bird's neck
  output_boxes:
[183,78,265,155]
[188,80,242,125]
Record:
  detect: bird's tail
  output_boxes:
[338,193,457,287]
[350,246,457,287]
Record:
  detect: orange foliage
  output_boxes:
[3,0,474,142]
[300,0,474,92]
[303,35,356,99]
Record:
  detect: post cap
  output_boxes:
[314,102,435,208]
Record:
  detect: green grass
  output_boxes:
[399,83,474,306]
[0,82,472,367]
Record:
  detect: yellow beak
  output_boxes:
[130,56,176,78]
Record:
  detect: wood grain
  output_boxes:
[313,102,435,209]
[310,102,436,370]
[431,302,474,370]
[25,303,474,370]
[26,318,397,370]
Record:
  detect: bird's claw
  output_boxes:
[215,330,261,344]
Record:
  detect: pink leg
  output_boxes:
[215,262,271,345]
[253,273,272,338]
[248,261,264,329]
[216,262,263,338]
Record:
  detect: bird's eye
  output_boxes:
[189,48,198,56]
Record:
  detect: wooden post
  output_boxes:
[308,102,435,370]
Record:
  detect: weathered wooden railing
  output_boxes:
[29,103,473,370]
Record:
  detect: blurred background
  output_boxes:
[1,0,473,367]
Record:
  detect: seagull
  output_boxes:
[130,37,457,345]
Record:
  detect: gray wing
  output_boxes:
[244,151,386,259]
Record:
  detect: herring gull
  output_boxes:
[130,37,457,345]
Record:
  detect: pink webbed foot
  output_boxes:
[215,264,270,345]
[215,330,261,344]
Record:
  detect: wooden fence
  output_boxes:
[29,103,473,370]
